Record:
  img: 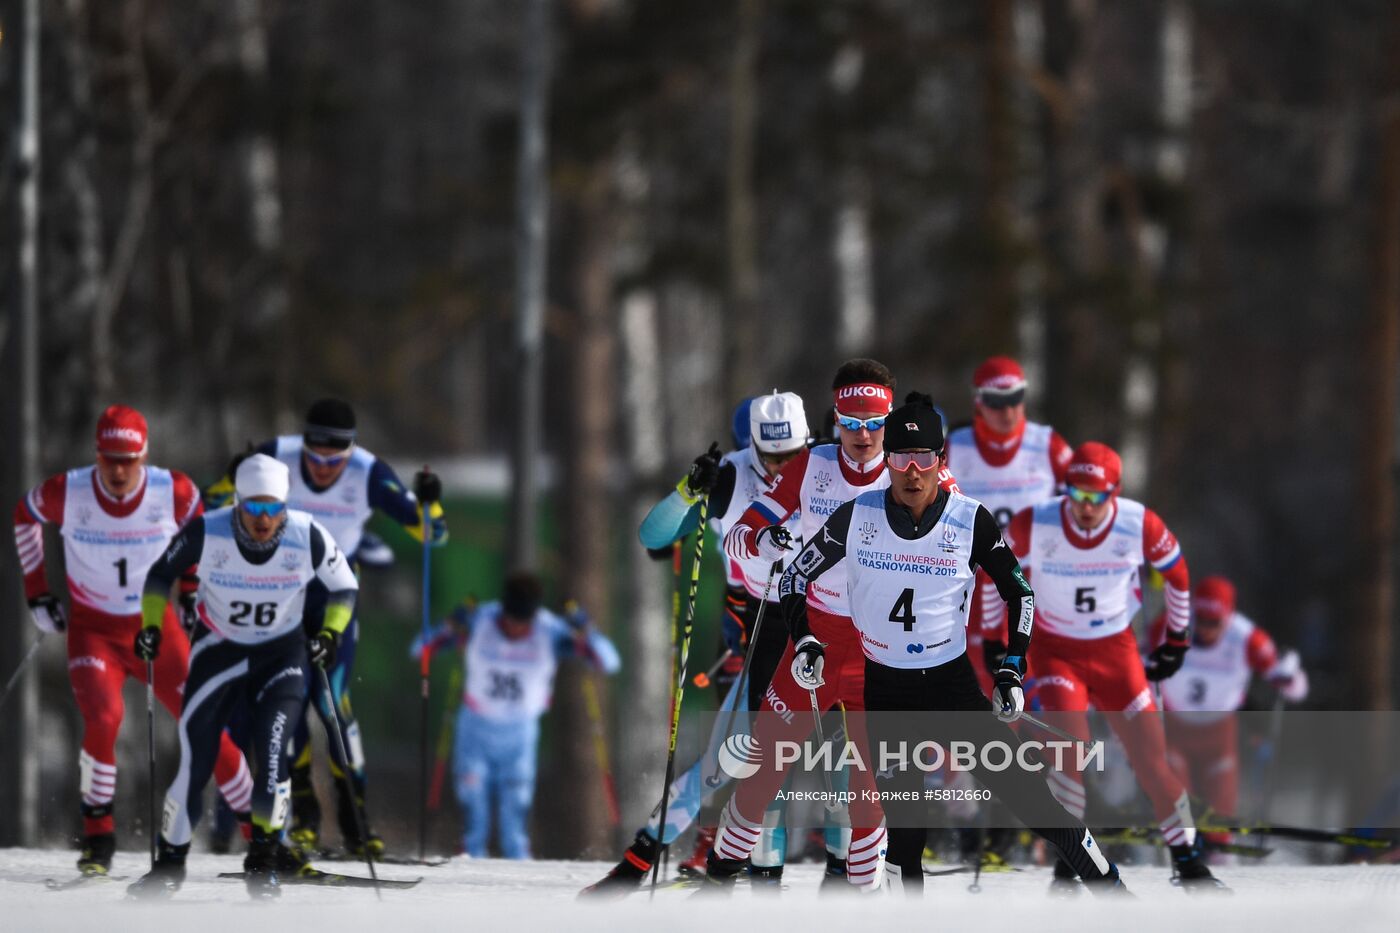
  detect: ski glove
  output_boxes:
[309,630,340,670]
[177,591,200,634]
[791,635,826,691]
[27,594,66,634]
[414,468,442,505]
[681,443,723,502]
[991,656,1025,723]
[133,626,162,662]
[753,525,794,563]
[1145,638,1189,682]
[982,638,1007,677]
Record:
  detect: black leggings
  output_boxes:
[864,653,1110,894]
[161,627,308,846]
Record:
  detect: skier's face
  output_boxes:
[837,408,886,464]
[975,398,1025,435]
[887,448,942,513]
[239,497,287,542]
[96,452,147,498]
[1193,612,1227,647]
[499,614,533,641]
[303,444,352,488]
[1067,489,1114,531]
[757,447,802,477]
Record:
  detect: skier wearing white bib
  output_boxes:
[128,454,359,899]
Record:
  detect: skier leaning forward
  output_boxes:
[128,454,359,899]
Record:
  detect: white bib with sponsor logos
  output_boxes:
[845,488,979,668]
[464,607,559,722]
[1027,498,1145,640]
[797,445,889,616]
[1160,612,1257,719]
[61,467,180,616]
[713,447,801,598]
[946,422,1058,530]
[274,435,376,558]
[195,508,318,644]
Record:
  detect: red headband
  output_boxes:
[833,383,894,415]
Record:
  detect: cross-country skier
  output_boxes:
[581,390,814,894]
[693,363,956,890]
[127,454,359,898]
[11,406,253,877]
[414,571,620,858]
[701,398,1127,895]
[205,398,447,856]
[995,441,1227,891]
[1152,575,1308,850]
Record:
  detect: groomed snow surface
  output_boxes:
[3,848,1399,932]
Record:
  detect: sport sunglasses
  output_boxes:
[835,413,888,432]
[241,500,287,517]
[886,450,940,473]
[304,447,353,467]
[1067,486,1112,505]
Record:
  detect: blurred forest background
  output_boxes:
[2,0,1399,858]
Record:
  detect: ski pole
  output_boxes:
[416,466,437,863]
[582,672,622,827]
[319,665,382,898]
[0,634,45,714]
[718,561,781,745]
[692,649,735,689]
[146,660,158,867]
[1018,710,1088,746]
[661,541,681,880]
[649,496,709,898]
[806,687,837,803]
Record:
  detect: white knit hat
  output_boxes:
[235,453,290,502]
[749,391,809,455]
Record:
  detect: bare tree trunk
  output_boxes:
[1354,10,1400,711]
[552,164,617,857]
[1039,0,1106,442]
[978,0,1019,349]
[725,0,761,404]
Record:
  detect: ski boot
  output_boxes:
[77,833,116,877]
[276,840,315,879]
[690,849,745,897]
[819,851,849,894]
[336,772,384,858]
[1049,856,1083,896]
[243,832,282,900]
[677,826,716,877]
[288,757,322,852]
[748,863,783,894]
[578,831,662,899]
[1082,862,1133,897]
[1171,840,1230,893]
[127,839,189,900]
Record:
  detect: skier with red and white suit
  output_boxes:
[1152,575,1308,848]
[702,362,959,891]
[994,441,1225,891]
[945,356,1072,697]
[11,406,253,877]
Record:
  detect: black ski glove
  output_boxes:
[683,443,723,500]
[177,590,200,634]
[991,654,1025,723]
[1146,638,1189,682]
[309,630,341,670]
[134,626,162,662]
[27,593,67,634]
[414,468,442,504]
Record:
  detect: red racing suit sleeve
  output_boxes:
[13,473,66,600]
[1048,431,1073,486]
[724,447,810,562]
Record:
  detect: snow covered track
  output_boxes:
[3,849,1399,932]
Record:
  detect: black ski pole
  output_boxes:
[146,660,158,867]
[319,664,382,898]
[648,496,709,898]
[717,561,781,746]
[0,634,45,714]
[415,466,439,864]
